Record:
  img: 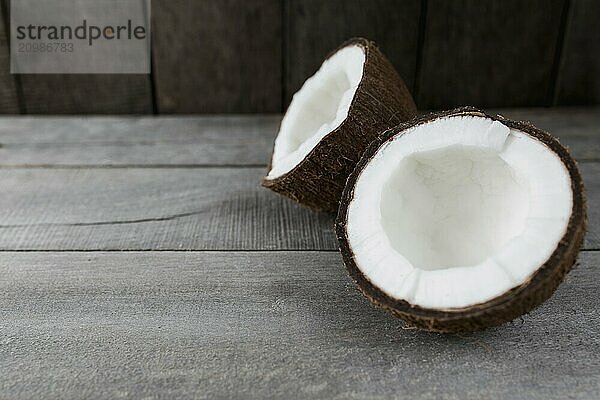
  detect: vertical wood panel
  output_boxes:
[152,0,282,114]
[417,0,565,109]
[18,74,153,114]
[285,0,422,108]
[3,0,153,114]
[2,0,597,113]
[0,1,19,113]
[555,0,600,105]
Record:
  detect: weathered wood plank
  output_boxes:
[0,250,598,399]
[0,164,598,251]
[152,0,282,113]
[417,0,565,109]
[0,115,280,166]
[0,2,19,113]
[0,167,337,250]
[555,0,600,105]
[0,108,598,166]
[284,0,421,106]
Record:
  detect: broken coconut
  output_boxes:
[336,107,586,332]
[263,38,417,212]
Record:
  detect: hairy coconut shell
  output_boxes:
[335,107,587,333]
[263,38,417,212]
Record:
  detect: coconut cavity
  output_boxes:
[267,46,365,179]
[380,145,529,270]
[345,114,574,310]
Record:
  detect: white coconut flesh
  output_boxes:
[347,115,573,309]
[266,45,366,179]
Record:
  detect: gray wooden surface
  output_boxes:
[0,108,598,398]
[0,115,281,166]
[0,108,597,165]
[1,251,598,399]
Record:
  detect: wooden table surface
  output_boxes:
[0,108,598,399]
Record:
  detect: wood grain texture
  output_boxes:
[284,0,421,107]
[0,107,598,166]
[0,115,281,166]
[0,251,598,399]
[0,2,19,113]
[555,0,600,105]
[17,74,153,114]
[417,0,565,109]
[152,0,282,113]
[0,163,598,251]
[0,167,337,250]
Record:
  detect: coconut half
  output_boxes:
[263,38,417,212]
[336,107,587,332]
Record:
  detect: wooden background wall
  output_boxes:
[0,0,598,114]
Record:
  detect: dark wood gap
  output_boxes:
[0,0,24,114]
[147,0,158,115]
[550,0,573,106]
[412,0,428,100]
[280,0,287,113]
